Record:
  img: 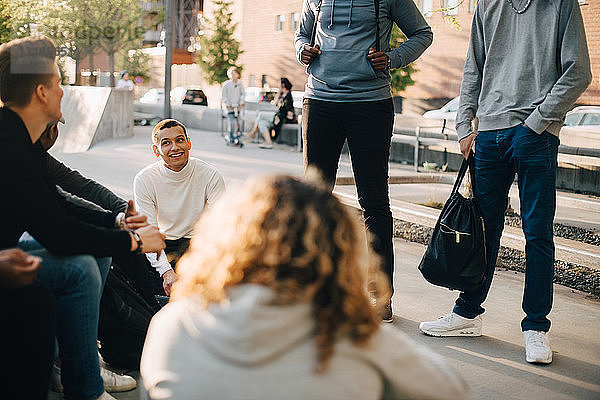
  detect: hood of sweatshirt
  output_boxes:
[181,284,315,366]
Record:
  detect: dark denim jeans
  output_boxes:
[18,237,110,400]
[453,123,559,332]
[0,280,56,400]
[227,111,240,142]
[302,98,395,289]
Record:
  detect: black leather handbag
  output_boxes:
[418,154,488,292]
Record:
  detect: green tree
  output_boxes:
[117,49,151,84]
[0,0,11,43]
[389,26,417,95]
[197,0,243,85]
[65,0,146,87]
[39,0,146,86]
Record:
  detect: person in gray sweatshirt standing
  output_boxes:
[294,0,432,322]
[419,0,591,364]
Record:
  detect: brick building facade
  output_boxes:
[579,0,600,105]
[219,0,599,105]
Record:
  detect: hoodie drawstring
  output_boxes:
[347,0,353,27]
[328,0,336,29]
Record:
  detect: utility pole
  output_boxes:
[164,0,173,119]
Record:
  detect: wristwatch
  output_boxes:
[131,231,143,254]
[386,54,392,71]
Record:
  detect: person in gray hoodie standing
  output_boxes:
[294,0,433,322]
[419,0,591,365]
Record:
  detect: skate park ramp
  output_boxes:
[53,86,133,153]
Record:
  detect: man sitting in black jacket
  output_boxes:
[0,36,165,400]
[37,122,162,312]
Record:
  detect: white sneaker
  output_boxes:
[100,365,137,392]
[50,364,63,392]
[419,312,482,337]
[524,330,553,364]
[96,391,117,400]
[50,364,136,393]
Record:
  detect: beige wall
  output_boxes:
[580,0,600,105]
[238,0,306,90]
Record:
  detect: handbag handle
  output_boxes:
[374,0,380,51]
[451,152,476,196]
[309,0,323,46]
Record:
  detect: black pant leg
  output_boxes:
[302,99,347,188]
[344,99,395,290]
[0,279,56,400]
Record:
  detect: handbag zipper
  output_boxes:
[440,223,471,244]
[481,217,487,260]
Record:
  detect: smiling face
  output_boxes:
[152,125,191,172]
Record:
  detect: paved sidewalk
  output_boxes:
[48,126,600,399]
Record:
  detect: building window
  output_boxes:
[275,14,285,32]
[421,0,433,17]
[249,74,256,87]
[445,0,459,15]
[469,0,477,13]
[290,12,300,31]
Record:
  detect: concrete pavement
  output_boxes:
[48,126,600,399]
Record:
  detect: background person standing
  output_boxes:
[295,0,433,321]
[221,67,245,144]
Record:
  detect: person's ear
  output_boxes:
[152,144,160,157]
[34,84,48,106]
[187,137,191,148]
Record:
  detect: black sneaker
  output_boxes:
[382,301,393,323]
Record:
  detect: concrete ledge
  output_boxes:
[55,87,133,153]
[336,174,455,186]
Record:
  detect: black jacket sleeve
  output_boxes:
[43,151,128,213]
[3,138,132,257]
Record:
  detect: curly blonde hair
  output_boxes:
[172,174,390,372]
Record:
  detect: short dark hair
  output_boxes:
[151,119,188,144]
[280,77,292,91]
[0,36,57,108]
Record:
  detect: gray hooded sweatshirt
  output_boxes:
[295,0,433,102]
[456,0,592,140]
[141,284,469,399]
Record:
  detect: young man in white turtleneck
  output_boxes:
[134,119,225,296]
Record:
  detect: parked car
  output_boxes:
[138,87,190,105]
[560,106,600,149]
[244,86,279,104]
[291,90,304,110]
[422,96,460,121]
[182,88,208,106]
[563,106,600,128]
[139,88,165,104]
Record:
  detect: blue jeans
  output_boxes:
[227,111,240,142]
[19,238,111,400]
[453,123,559,332]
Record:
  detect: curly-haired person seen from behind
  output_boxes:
[141,174,468,400]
